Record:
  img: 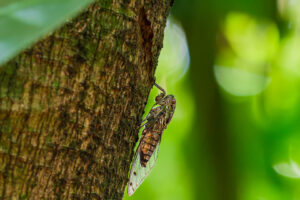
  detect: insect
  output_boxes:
[128,83,176,196]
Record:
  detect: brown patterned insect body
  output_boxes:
[128,83,176,196]
[140,130,160,167]
[139,100,174,166]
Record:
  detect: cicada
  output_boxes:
[128,83,176,196]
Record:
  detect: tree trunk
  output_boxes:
[0,0,172,199]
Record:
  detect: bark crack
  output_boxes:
[138,7,154,72]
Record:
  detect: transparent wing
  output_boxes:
[127,141,160,196]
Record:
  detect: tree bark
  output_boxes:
[0,0,172,199]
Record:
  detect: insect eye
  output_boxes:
[171,99,176,104]
[155,93,164,102]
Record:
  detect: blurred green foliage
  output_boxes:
[0,0,93,65]
[126,0,300,199]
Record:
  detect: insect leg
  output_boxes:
[139,119,148,128]
[139,104,155,128]
[154,82,166,96]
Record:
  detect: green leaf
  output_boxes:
[0,0,94,66]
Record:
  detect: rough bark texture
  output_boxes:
[0,0,171,199]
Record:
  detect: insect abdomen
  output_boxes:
[140,130,161,167]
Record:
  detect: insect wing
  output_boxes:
[128,141,160,196]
